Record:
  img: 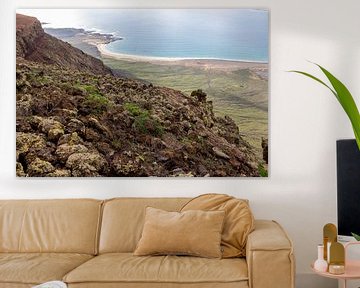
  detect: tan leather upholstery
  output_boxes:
[134,207,225,258]
[0,253,92,285]
[63,253,248,285]
[246,220,295,288]
[99,198,190,253]
[0,199,102,254]
[0,198,295,288]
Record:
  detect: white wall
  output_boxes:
[1,0,360,287]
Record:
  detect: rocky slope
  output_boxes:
[16,58,261,176]
[16,15,261,177]
[16,14,111,75]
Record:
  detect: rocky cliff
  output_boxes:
[16,14,111,75]
[16,15,260,177]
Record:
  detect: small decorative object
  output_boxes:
[328,264,345,275]
[329,242,345,275]
[311,239,360,288]
[314,244,328,272]
[323,223,337,261]
[327,242,332,264]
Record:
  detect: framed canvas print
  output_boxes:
[16,9,269,177]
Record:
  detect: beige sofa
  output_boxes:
[0,198,295,288]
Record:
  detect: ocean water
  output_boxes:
[17,9,269,62]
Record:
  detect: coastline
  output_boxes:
[43,26,268,72]
[97,43,268,71]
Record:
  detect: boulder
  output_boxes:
[212,147,230,160]
[84,128,102,142]
[52,108,78,119]
[39,118,65,142]
[16,93,32,116]
[88,117,113,138]
[66,152,108,177]
[55,143,88,163]
[27,158,55,176]
[16,132,47,160]
[48,128,65,142]
[16,162,26,177]
[191,89,207,103]
[66,118,85,135]
[58,132,83,146]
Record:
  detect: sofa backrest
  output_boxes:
[99,197,190,253]
[0,199,102,254]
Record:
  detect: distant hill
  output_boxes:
[16,14,111,75]
[16,14,260,177]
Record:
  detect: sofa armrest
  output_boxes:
[246,220,295,288]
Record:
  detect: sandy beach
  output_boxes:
[97,43,268,72]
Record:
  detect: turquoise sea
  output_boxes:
[17,9,269,62]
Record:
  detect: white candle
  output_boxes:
[327,242,331,263]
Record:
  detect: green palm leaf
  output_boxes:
[290,64,360,150]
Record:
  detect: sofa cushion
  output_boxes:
[0,199,102,254]
[99,198,190,253]
[134,207,225,258]
[63,253,248,285]
[181,194,254,258]
[0,253,93,285]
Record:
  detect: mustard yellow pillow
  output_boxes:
[181,194,254,258]
[134,207,225,258]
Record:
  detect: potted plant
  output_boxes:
[291,63,360,241]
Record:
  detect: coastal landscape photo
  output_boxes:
[16,9,269,177]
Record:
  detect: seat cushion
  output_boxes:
[64,253,248,286]
[0,253,93,285]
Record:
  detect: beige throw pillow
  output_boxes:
[134,207,225,258]
[181,193,254,258]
